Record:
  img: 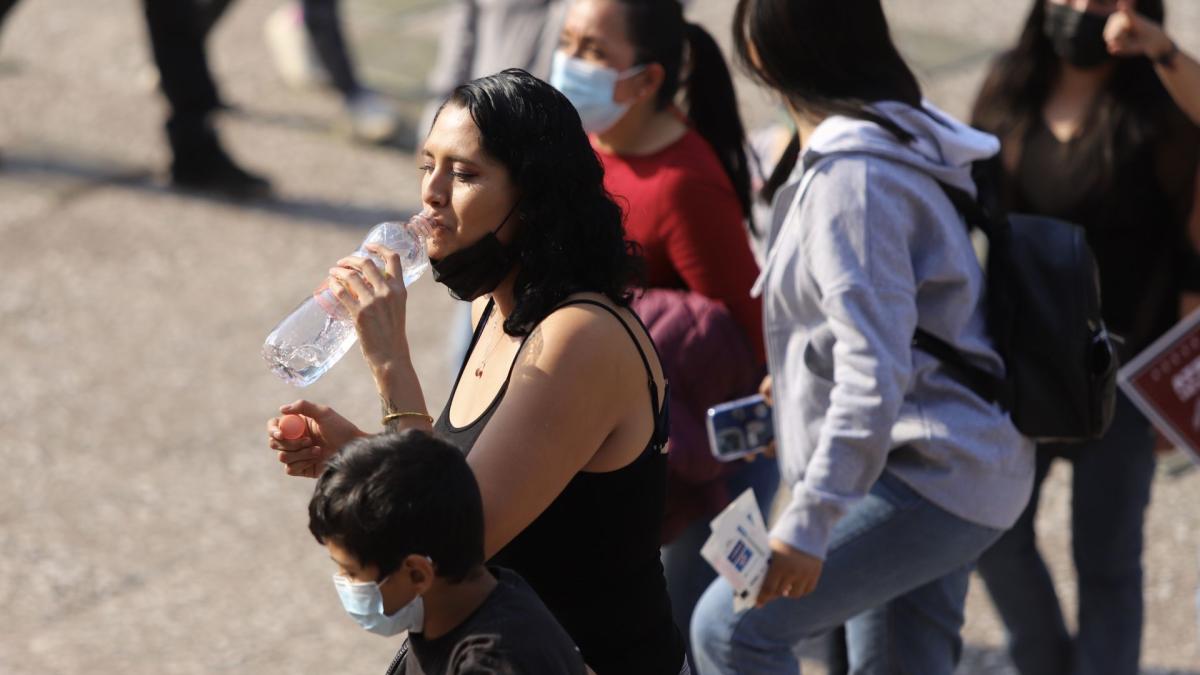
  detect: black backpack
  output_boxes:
[912,179,1118,442]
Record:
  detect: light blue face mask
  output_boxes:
[333,573,424,636]
[550,50,646,134]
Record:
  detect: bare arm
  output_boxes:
[1106,2,1200,125]
[465,305,639,557]
[329,246,433,434]
[1157,51,1200,126]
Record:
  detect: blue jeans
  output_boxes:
[690,472,1003,675]
[662,457,780,666]
[975,393,1155,675]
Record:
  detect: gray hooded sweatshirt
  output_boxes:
[755,101,1035,559]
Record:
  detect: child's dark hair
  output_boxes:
[308,430,484,583]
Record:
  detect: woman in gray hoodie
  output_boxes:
[690,1,1036,673]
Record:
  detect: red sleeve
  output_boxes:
[657,168,766,364]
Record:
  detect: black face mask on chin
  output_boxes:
[429,202,520,302]
[1044,3,1112,69]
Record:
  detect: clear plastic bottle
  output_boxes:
[263,214,432,386]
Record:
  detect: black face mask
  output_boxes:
[430,203,520,302]
[1043,3,1112,69]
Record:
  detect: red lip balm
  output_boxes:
[278,414,308,440]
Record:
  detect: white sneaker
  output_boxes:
[345,91,401,143]
[263,2,327,89]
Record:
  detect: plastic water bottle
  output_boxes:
[263,214,432,386]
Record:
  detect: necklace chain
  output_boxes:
[473,310,506,378]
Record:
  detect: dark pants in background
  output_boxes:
[142,0,223,172]
[976,393,1156,675]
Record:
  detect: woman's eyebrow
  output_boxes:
[422,149,478,166]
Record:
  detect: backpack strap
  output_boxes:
[912,328,1004,405]
[909,180,1008,409]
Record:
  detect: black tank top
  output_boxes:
[434,299,684,675]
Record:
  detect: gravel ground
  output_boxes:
[0,1,1197,673]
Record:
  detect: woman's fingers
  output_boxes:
[268,419,317,452]
[278,446,324,465]
[758,375,774,406]
[328,269,366,315]
[270,437,309,452]
[350,249,388,289]
[365,244,404,282]
[284,459,320,477]
[329,266,371,299]
[335,255,389,291]
[280,399,326,418]
[756,561,789,607]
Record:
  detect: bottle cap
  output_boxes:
[279,414,308,440]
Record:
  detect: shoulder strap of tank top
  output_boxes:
[472,299,497,348]
[553,299,668,449]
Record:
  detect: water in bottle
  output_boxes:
[263,214,432,386]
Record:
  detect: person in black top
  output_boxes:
[309,430,586,675]
[269,69,686,674]
[970,2,1199,674]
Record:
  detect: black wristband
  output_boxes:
[1155,40,1179,69]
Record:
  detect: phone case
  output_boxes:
[705,394,775,462]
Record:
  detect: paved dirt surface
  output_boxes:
[1,1,1197,673]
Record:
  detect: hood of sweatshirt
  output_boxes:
[801,100,1000,197]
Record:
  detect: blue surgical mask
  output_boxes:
[550,50,646,134]
[333,573,425,636]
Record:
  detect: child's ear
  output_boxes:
[404,554,436,592]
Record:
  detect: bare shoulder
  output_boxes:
[544,292,639,340]
[520,293,665,394]
[518,293,649,370]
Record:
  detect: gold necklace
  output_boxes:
[473,311,506,378]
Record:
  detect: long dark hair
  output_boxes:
[442,69,643,337]
[734,0,924,201]
[616,0,753,227]
[972,0,1169,183]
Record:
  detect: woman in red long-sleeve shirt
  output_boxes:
[553,0,763,361]
[600,131,766,363]
[552,0,775,661]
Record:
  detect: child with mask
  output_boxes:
[309,430,586,674]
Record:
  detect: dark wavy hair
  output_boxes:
[438,69,644,337]
[309,430,484,583]
[972,0,1169,186]
[615,0,753,230]
[734,0,924,202]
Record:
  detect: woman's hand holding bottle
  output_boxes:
[328,243,416,376]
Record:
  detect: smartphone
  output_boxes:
[706,394,775,462]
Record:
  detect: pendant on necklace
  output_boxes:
[474,366,484,378]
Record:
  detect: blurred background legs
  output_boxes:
[143,0,271,197]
